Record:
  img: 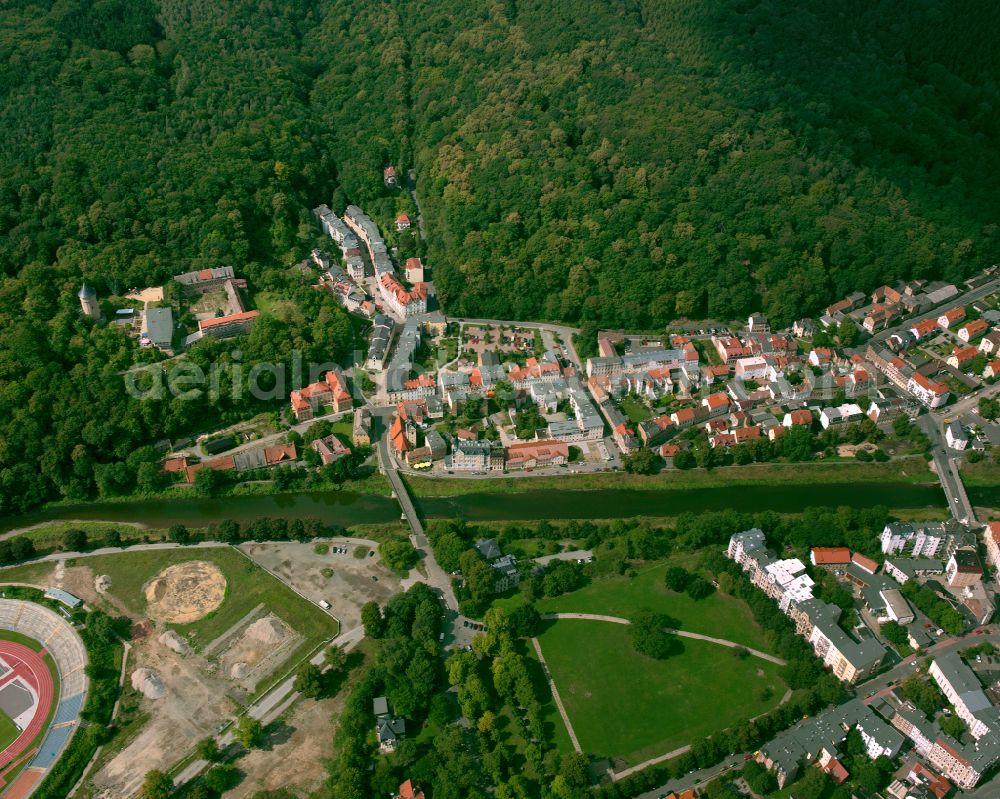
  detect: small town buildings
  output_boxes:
[310,434,351,465]
[907,371,950,408]
[734,356,769,381]
[174,266,236,292]
[451,439,503,471]
[395,213,410,231]
[290,369,352,422]
[374,696,405,753]
[947,345,978,369]
[957,319,988,342]
[198,309,259,339]
[945,549,983,588]
[748,312,770,333]
[819,403,864,429]
[986,522,1000,568]
[395,780,426,799]
[783,409,813,428]
[379,273,427,318]
[984,359,1000,379]
[883,557,943,584]
[352,408,372,447]
[383,165,398,188]
[791,318,814,338]
[890,652,1000,789]
[505,440,569,470]
[367,314,395,370]
[404,257,425,284]
[810,547,851,569]
[979,330,1000,355]
[945,421,968,451]
[141,307,174,354]
[910,318,939,340]
[757,699,903,788]
[937,307,966,329]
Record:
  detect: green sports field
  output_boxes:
[536,619,786,764]
[0,709,18,752]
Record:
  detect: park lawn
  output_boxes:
[535,556,774,652]
[78,547,339,649]
[619,396,652,424]
[0,709,18,751]
[519,639,574,754]
[406,456,934,497]
[537,620,785,764]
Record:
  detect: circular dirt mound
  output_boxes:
[143,561,226,624]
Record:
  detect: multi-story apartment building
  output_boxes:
[890,654,1000,789]
[727,530,886,684]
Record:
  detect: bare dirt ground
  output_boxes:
[216,613,302,693]
[144,561,227,623]
[239,541,401,629]
[124,286,163,303]
[226,691,347,798]
[91,635,238,798]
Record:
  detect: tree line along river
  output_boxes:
[0,481,952,534]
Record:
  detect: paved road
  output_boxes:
[918,414,976,523]
[540,613,787,665]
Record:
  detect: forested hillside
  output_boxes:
[1,0,999,511]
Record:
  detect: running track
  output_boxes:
[0,642,53,776]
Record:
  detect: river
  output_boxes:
[0,481,946,533]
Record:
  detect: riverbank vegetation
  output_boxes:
[406,456,934,498]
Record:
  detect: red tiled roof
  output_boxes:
[911,371,948,394]
[787,409,813,426]
[939,307,966,325]
[673,408,696,424]
[199,309,260,331]
[380,273,427,306]
[704,392,730,409]
[197,269,213,280]
[959,319,988,336]
[988,522,1000,543]
[811,547,851,565]
[265,444,296,465]
[184,456,235,483]
[911,318,938,337]
[161,456,189,473]
[851,552,879,573]
[951,345,978,364]
[823,757,850,784]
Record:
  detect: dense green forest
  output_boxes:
[1,0,999,511]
